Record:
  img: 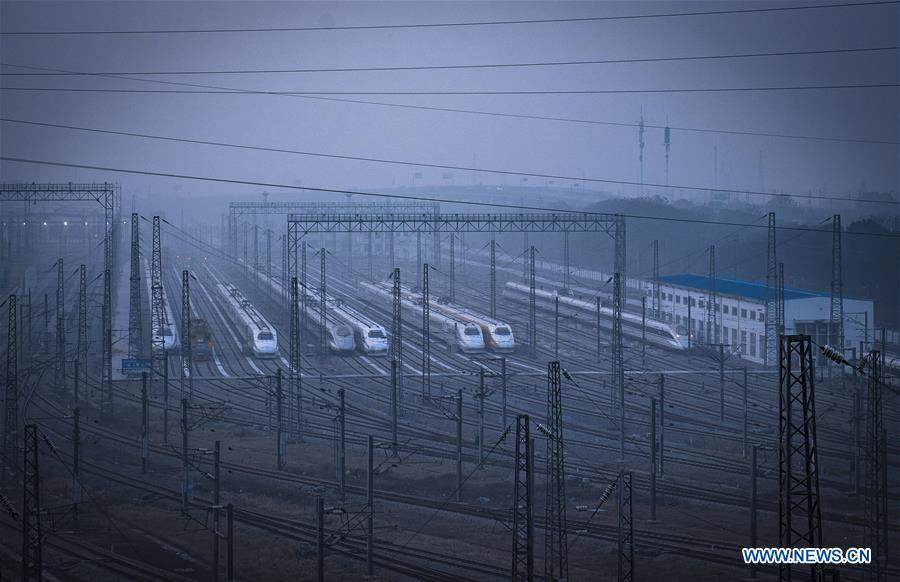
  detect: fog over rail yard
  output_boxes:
[0,1,898,580]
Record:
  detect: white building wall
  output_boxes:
[655,283,874,364]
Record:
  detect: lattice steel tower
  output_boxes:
[829,215,844,356]
[544,361,568,581]
[421,263,431,397]
[864,352,888,581]
[528,246,536,356]
[4,294,17,482]
[778,335,824,582]
[512,414,534,582]
[765,212,777,366]
[391,268,403,399]
[150,217,165,383]
[55,258,65,395]
[706,245,718,345]
[612,273,625,459]
[22,424,41,581]
[128,213,143,358]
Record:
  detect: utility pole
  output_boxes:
[863,352,888,580]
[72,408,81,528]
[213,440,221,582]
[617,470,634,582]
[77,264,86,394]
[276,369,284,470]
[707,245,718,345]
[613,273,625,459]
[501,357,508,429]
[651,241,660,319]
[664,122,671,196]
[596,296,602,363]
[289,277,302,440]
[338,388,346,501]
[449,234,455,304]
[181,270,192,402]
[422,263,431,397]
[416,232,422,291]
[141,372,149,474]
[391,267,403,403]
[778,335,824,582]
[128,213,143,358]
[316,497,325,582]
[554,296,559,358]
[319,248,326,356]
[266,228,272,295]
[390,359,398,455]
[4,294,17,483]
[650,397,658,521]
[544,361,568,581]
[490,239,497,319]
[641,296,646,365]
[367,231,374,281]
[367,435,374,577]
[182,398,191,513]
[638,110,645,195]
[512,414,534,582]
[563,231,570,291]
[103,269,112,415]
[456,389,463,502]
[56,258,65,395]
[22,424,41,582]
[765,212,777,366]
[478,367,485,468]
[529,246,536,356]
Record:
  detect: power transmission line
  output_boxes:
[3,83,897,94]
[5,117,895,208]
[1,45,895,75]
[2,155,898,239]
[1,0,895,35]
[3,62,895,146]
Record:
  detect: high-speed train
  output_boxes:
[301,290,357,354]
[429,300,515,353]
[360,281,486,354]
[217,283,278,358]
[144,259,179,352]
[503,281,690,350]
[328,300,389,356]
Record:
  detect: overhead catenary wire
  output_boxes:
[1,0,895,35]
[3,62,895,146]
[3,83,898,94]
[6,117,897,209]
[2,156,898,241]
[2,45,895,76]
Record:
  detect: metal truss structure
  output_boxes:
[778,335,824,582]
[512,414,534,582]
[544,362,568,581]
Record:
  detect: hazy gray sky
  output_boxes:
[1,1,898,202]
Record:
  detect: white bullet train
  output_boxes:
[503,281,690,351]
[429,299,515,353]
[328,300,389,356]
[360,281,486,354]
[144,259,179,352]
[301,290,357,354]
[217,283,278,358]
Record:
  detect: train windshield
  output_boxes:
[368,329,386,338]
[676,326,688,335]
[336,327,352,337]
[494,327,511,336]
[464,326,480,336]
[257,332,274,340]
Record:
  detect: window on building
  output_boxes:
[759,335,765,357]
[741,308,747,319]
[699,300,705,309]
[740,331,747,354]
[732,328,738,346]
[691,297,696,307]
[676,295,681,304]
[668,293,673,301]
[732,306,738,316]
[750,333,757,357]
[750,311,756,321]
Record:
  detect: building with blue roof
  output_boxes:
[650,274,873,366]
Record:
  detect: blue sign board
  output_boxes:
[121,358,152,375]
